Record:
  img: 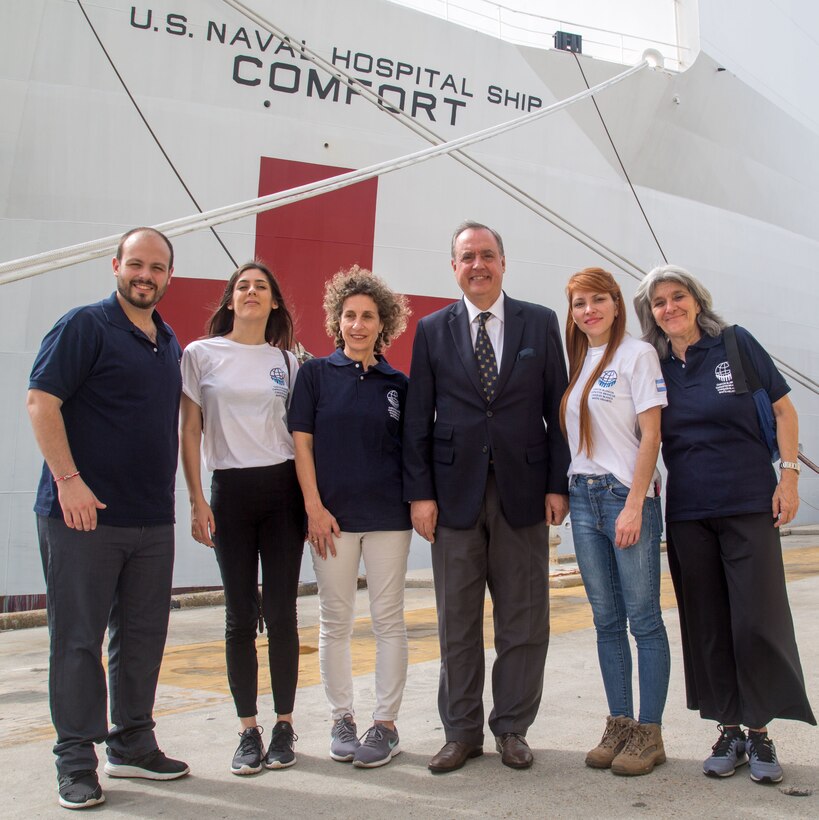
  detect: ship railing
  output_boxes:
[799,450,819,475]
[391,0,692,71]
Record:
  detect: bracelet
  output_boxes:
[54,470,80,483]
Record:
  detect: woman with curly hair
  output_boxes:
[180,261,305,776]
[289,266,412,769]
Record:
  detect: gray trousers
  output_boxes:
[38,515,175,775]
[431,473,551,745]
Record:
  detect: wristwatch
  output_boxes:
[779,460,801,474]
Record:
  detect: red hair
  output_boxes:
[559,268,626,457]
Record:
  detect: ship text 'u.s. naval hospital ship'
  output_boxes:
[1,0,817,611]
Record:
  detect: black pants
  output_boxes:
[667,512,815,727]
[38,516,174,775]
[211,461,305,718]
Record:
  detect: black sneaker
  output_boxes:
[232,726,264,776]
[58,770,105,810]
[264,720,297,769]
[104,748,190,780]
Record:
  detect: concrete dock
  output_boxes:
[1,531,817,818]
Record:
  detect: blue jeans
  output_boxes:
[569,474,669,724]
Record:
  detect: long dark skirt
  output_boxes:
[667,512,815,727]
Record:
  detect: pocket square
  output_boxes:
[517,348,535,360]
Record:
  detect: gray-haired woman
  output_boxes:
[633,264,814,785]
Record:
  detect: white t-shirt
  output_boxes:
[565,335,667,493]
[181,336,298,471]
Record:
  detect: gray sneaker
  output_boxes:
[330,713,360,762]
[746,732,783,784]
[352,724,401,768]
[703,725,747,777]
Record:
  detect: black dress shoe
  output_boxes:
[428,741,484,773]
[495,733,533,769]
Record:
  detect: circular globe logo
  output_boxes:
[714,361,732,382]
[598,370,617,388]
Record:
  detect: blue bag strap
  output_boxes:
[726,325,779,461]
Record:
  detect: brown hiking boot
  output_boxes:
[611,722,666,776]
[585,715,635,769]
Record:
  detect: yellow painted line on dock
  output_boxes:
[155,545,819,701]
[7,545,814,748]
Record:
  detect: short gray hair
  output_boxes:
[450,221,505,259]
[633,264,726,359]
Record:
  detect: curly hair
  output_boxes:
[323,265,410,354]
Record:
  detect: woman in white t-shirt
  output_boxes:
[180,261,304,777]
[559,267,670,777]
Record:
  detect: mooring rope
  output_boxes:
[0,60,646,285]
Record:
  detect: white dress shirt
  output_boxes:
[464,292,505,367]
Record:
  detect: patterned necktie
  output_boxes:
[475,311,498,401]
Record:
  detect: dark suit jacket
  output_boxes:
[403,294,570,529]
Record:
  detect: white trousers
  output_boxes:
[311,529,411,722]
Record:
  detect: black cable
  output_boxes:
[75,0,237,267]
[569,53,819,401]
[572,52,667,264]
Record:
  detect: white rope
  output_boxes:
[0,59,646,286]
[221,0,649,279]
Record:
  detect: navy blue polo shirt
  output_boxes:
[659,326,789,522]
[289,349,411,532]
[30,292,182,526]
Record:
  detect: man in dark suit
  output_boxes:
[403,221,570,773]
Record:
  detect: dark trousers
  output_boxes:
[211,461,305,718]
[38,515,174,775]
[667,513,815,727]
[431,473,551,745]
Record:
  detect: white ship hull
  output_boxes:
[1,0,817,605]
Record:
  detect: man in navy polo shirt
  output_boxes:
[27,227,189,810]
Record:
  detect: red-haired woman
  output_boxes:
[560,267,670,777]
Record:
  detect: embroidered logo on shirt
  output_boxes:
[714,361,735,394]
[598,370,617,388]
[655,378,667,393]
[386,389,400,421]
[589,369,617,404]
[270,366,289,399]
